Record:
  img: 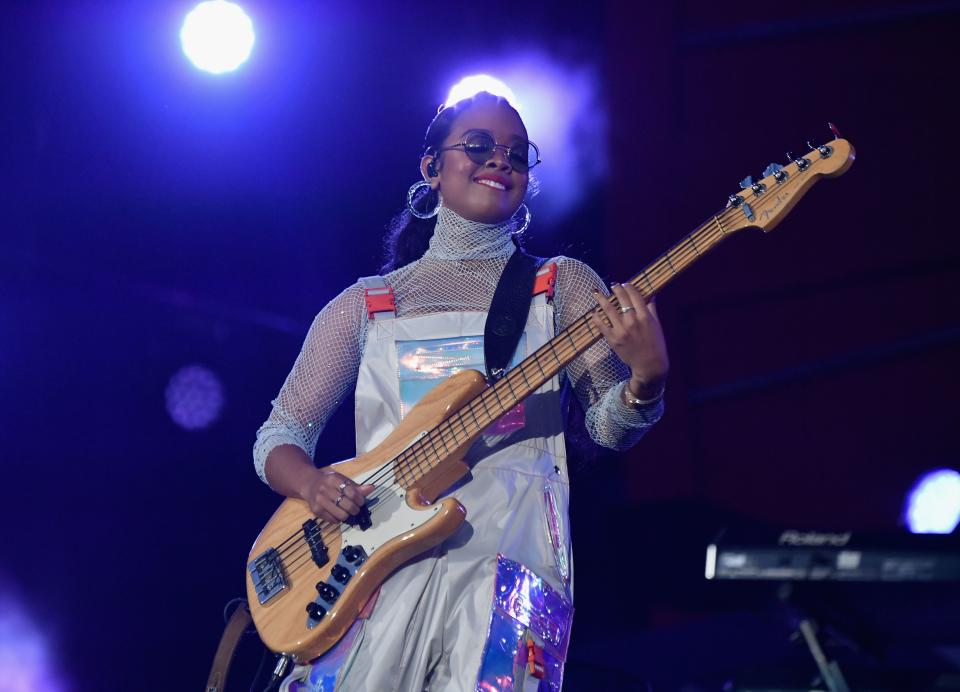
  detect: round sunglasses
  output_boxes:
[437,131,541,172]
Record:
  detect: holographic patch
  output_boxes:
[396,334,526,435]
[543,485,570,587]
[476,555,573,691]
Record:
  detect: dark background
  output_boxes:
[1,1,959,690]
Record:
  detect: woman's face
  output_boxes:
[422,100,529,224]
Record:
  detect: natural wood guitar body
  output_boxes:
[246,370,487,662]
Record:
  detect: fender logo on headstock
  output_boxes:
[760,191,790,223]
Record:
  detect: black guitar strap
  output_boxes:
[483,247,543,383]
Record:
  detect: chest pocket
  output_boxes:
[396,333,527,435]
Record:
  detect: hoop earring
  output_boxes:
[511,203,531,235]
[406,181,441,219]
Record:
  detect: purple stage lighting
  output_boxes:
[165,364,225,431]
[180,1,255,74]
[905,469,960,534]
[0,596,67,692]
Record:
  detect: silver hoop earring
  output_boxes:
[406,180,441,219]
[511,203,531,235]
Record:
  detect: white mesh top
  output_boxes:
[253,206,663,483]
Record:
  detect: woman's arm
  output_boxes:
[253,283,374,521]
[553,257,667,451]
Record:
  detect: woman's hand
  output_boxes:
[589,282,670,400]
[300,468,375,524]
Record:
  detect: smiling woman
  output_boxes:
[250,90,669,691]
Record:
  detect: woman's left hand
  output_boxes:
[589,282,670,400]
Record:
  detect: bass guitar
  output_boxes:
[246,133,856,662]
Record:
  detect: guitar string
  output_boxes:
[256,161,819,572]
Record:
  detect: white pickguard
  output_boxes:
[339,458,441,555]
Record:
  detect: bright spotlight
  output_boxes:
[444,54,608,223]
[445,75,519,109]
[165,365,225,431]
[180,1,255,74]
[905,468,960,534]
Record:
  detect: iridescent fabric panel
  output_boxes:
[476,555,574,691]
[396,335,526,435]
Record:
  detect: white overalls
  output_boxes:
[287,266,574,691]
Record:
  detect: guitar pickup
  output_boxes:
[303,519,329,567]
[345,506,372,531]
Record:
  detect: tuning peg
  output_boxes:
[828,122,842,139]
[739,176,754,190]
[764,162,788,184]
[785,151,794,163]
[806,140,818,151]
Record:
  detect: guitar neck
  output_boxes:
[398,213,732,481]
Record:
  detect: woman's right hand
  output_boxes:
[300,468,375,524]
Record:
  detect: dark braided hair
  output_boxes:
[381,91,522,272]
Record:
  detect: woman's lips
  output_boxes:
[474,176,509,191]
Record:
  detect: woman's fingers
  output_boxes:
[308,472,375,523]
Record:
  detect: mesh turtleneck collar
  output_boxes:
[423,205,518,261]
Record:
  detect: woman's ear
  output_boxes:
[420,155,439,187]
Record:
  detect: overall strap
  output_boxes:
[359,275,396,321]
[484,249,544,383]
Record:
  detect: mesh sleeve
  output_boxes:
[253,282,368,483]
[553,256,664,451]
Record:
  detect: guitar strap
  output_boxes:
[205,600,252,692]
[483,246,543,383]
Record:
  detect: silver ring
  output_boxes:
[335,494,344,507]
[337,481,348,492]
[619,305,635,314]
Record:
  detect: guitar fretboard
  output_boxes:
[393,212,732,481]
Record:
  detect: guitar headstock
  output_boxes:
[723,130,855,234]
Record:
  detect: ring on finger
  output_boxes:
[619,305,635,314]
[337,480,348,492]
[335,493,344,507]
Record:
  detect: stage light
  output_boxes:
[165,364,225,431]
[444,54,608,223]
[905,468,960,534]
[0,596,67,692]
[180,1,255,74]
[444,75,519,109]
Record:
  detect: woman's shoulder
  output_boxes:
[545,255,606,289]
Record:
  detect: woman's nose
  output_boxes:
[485,146,512,171]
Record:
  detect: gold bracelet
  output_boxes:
[621,381,664,407]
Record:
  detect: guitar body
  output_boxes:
[246,369,488,662]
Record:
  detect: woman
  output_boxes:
[253,91,669,691]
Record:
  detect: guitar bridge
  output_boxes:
[248,548,287,605]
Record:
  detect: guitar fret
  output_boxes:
[549,345,563,367]
[713,215,726,236]
[533,355,548,379]
[642,271,655,294]
[664,253,678,275]
[518,365,534,391]
[687,235,701,257]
